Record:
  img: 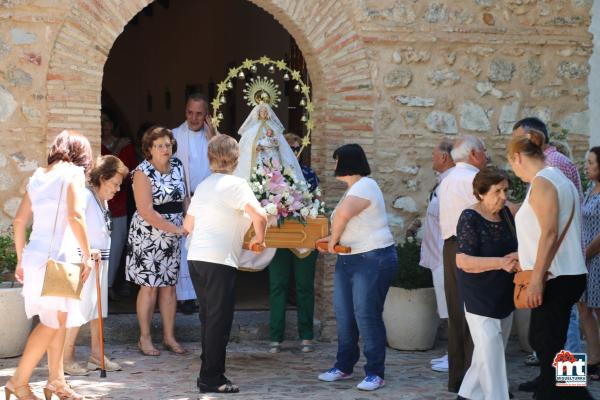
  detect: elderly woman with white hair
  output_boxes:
[184,134,268,394]
[437,135,488,393]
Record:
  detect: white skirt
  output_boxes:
[22,248,87,329]
[79,259,108,321]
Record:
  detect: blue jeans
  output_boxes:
[333,245,398,378]
[565,305,582,353]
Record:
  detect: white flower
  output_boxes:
[264,203,277,215]
[309,207,318,218]
[406,236,414,243]
[300,207,310,217]
[315,188,322,196]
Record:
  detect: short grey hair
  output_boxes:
[451,136,485,162]
[437,138,454,156]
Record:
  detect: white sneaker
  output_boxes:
[357,375,385,391]
[318,368,353,382]
[300,339,313,353]
[269,342,281,354]
[430,353,448,365]
[431,358,449,372]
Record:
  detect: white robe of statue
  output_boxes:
[235,103,305,183]
[234,103,308,270]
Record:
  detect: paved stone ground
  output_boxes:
[1,339,599,400]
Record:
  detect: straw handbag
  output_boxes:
[40,181,84,300]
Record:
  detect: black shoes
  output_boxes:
[178,300,198,315]
[197,377,239,394]
[518,375,540,392]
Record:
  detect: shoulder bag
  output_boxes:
[40,180,85,299]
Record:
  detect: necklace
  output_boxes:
[151,159,171,175]
[88,186,112,233]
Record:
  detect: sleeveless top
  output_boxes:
[515,167,587,279]
[21,162,88,328]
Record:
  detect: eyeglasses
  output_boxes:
[153,143,173,150]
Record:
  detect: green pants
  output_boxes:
[268,249,318,342]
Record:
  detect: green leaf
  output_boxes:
[391,241,433,289]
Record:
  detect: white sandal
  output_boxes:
[87,355,122,372]
[63,361,89,376]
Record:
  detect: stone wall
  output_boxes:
[589,0,600,146]
[355,0,593,239]
[0,0,594,338]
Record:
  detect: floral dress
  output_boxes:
[582,185,600,308]
[125,158,185,287]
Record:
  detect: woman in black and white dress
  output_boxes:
[63,155,129,376]
[125,126,187,356]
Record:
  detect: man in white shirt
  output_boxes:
[173,93,217,314]
[438,135,487,393]
[420,139,455,372]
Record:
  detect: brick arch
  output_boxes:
[45,0,374,336]
[45,0,375,161]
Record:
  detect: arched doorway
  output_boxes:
[45,0,375,337]
[101,0,312,311]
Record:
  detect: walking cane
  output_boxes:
[94,256,107,378]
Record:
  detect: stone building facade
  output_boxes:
[0,0,594,338]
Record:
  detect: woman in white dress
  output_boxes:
[62,155,129,376]
[7,130,94,400]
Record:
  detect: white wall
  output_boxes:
[589,0,600,145]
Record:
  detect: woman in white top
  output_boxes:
[8,131,94,400]
[183,135,267,394]
[508,131,591,400]
[316,144,397,392]
[62,155,129,376]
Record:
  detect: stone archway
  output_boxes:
[46,1,376,155]
[45,0,375,337]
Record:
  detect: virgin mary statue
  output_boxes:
[235,101,309,270]
[235,102,305,184]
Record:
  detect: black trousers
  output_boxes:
[189,260,237,387]
[443,237,474,393]
[529,273,593,400]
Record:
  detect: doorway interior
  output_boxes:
[102,0,310,312]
